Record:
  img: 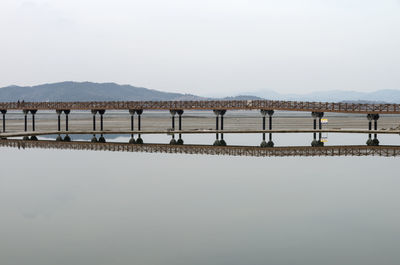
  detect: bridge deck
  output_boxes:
[1,100,400,114]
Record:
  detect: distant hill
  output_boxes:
[0,81,399,103]
[221,95,264,101]
[0,82,267,102]
[0,82,206,102]
[253,89,400,103]
[0,82,263,102]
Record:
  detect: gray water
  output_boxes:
[0,134,399,265]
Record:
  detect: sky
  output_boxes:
[0,0,399,96]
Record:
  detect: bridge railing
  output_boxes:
[0,100,399,113]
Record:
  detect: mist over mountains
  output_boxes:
[251,90,400,103]
[0,81,399,103]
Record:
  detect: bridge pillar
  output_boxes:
[261,110,274,147]
[373,114,379,146]
[1,110,7,132]
[169,110,176,144]
[311,112,324,147]
[129,110,135,131]
[23,110,29,131]
[219,110,226,146]
[136,110,143,143]
[30,110,37,132]
[91,110,97,131]
[98,110,105,131]
[56,110,62,131]
[213,110,219,145]
[177,110,184,145]
[260,110,267,146]
[136,110,143,131]
[312,112,317,139]
[267,110,274,130]
[367,114,373,145]
[170,110,176,130]
[367,114,373,138]
[212,110,227,146]
[318,113,324,140]
[64,110,70,131]
[128,110,136,144]
[267,110,274,147]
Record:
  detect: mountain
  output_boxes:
[0,82,206,102]
[0,81,399,103]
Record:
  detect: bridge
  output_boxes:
[0,99,398,147]
[1,139,400,157]
[1,129,400,138]
[0,99,400,113]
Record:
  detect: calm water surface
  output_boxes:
[0,134,399,265]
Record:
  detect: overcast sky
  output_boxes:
[0,0,399,96]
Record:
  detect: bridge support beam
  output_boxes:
[23,110,29,132]
[213,110,226,146]
[213,110,219,145]
[219,110,226,146]
[170,110,176,130]
[30,110,37,132]
[56,110,62,131]
[170,110,176,144]
[311,112,324,147]
[64,110,70,131]
[366,114,379,146]
[129,110,136,144]
[136,109,143,131]
[1,110,7,132]
[373,114,379,139]
[91,110,97,131]
[129,110,135,131]
[367,114,373,145]
[260,111,267,147]
[136,110,143,131]
[98,110,105,131]
[136,110,143,144]
[177,110,184,145]
[260,110,274,147]
[57,110,70,132]
[268,110,274,147]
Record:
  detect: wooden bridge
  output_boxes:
[1,139,399,157]
[1,129,400,138]
[1,99,400,114]
[0,99,398,147]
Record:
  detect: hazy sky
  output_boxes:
[0,0,399,96]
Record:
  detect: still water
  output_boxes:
[0,133,399,265]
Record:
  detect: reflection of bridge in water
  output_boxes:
[1,99,399,147]
[1,139,400,157]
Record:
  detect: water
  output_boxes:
[0,134,399,265]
